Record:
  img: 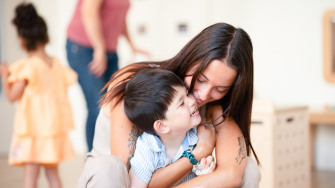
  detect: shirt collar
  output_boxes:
[144,127,198,154]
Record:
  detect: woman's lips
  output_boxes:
[192,93,203,103]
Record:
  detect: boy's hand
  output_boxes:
[193,123,216,160]
[199,155,214,170]
[192,155,216,175]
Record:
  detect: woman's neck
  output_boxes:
[159,131,187,159]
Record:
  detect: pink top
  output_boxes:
[67,0,130,52]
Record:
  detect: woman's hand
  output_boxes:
[192,124,216,161]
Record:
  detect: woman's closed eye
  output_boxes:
[196,78,205,83]
[216,88,228,94]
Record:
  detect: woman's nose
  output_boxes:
[187,94,196,107]
[199,85,211,101]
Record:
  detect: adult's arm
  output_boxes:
[122,22,135,52]
[175,105,248,187]
[122,21,149,56]
[109,99,138,169]
[129,168,147,188]
[81,0,107,77]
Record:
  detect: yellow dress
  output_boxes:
[8,56,77,166]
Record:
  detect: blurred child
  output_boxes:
[0,3,77,188]
[124,69,216,187]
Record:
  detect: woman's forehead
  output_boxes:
[204,60,237,86]
[187,59,237,86]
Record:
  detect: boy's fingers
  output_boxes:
[206,155,213,163]
[198,158,206,169]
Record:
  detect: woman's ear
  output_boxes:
[153,120,170,134]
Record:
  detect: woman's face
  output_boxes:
[184,59,237,107]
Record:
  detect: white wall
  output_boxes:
[1,0,335,170]
[0,0,26,155]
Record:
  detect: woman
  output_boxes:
[79,22,261,187]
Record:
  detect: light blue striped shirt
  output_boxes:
[130,127,198,184]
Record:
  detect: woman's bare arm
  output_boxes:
[105,66,141,169]
[109,101,139,170]
[175,105,247,188]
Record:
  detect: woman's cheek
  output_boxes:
[214,92,226,100]
[184,76,192,89]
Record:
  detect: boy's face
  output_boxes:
[162,86,201,133]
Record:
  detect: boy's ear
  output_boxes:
[153,120,170,134]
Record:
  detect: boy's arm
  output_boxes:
[129,168,148,188]
[148,124,216,187]
[175,105,247,188]
[0,62,27,102]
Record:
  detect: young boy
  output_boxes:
[124,69,215,187]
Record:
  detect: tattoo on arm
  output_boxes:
[235,136,247,165]
[127,126,140,168]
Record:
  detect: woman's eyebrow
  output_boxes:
[218,85,231,89]
[200,73,209,81]
[200,73,231,88]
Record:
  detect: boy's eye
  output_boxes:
[180,102,185,107]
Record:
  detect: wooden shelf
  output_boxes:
[310,111,335,125]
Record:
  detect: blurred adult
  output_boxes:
[66,0,145,151]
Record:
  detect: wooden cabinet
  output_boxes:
[251,100,310,188]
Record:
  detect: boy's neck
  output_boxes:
[158,131,187,159]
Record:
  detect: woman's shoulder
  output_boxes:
[206,104,238,129]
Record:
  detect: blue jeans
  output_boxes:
[66,39,118,152]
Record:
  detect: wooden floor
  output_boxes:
[1,154,335,188]
[0,155,85,188]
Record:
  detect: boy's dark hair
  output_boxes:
[12,3,49,51]
[124,69,185,134]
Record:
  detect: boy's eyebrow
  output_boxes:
[178,95,184,104]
